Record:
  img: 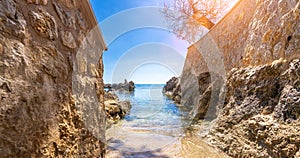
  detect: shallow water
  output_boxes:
[106,84,226,158]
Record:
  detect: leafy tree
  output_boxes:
[162,0,231,43]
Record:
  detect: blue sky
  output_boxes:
[90,0,189,84]
[90,0,238,84]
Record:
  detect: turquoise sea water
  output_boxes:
[106,84,191,155]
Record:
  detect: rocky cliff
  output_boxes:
[208,58,300,157]
[181,0,300,114]
[0,0,106,157]
[180,0,256,115]
[180,0,300,157]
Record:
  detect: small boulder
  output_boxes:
[163,76,181,104]
[119,100,132,116]
[104,91,132,128]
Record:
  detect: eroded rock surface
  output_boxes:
[181,0,300,115]
[180,1,300,157]
[163,77,181,104]
[53,2,76,29]
[191,72,224,121]
[0,0,26,39]
[61,30,76,49]
[0,1,106,157]
[207,59,300,157]
[104,91,132,128]
[243,0,300,65]
[56,0,77,9]
[26,0,48,5]
[29,9,58,40]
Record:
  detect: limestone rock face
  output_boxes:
[26,0,48,5]
[0,0,26,39]
[180,1,300,157]
[163,77,179,93]
[76,11,87,30]
[0,1,106,157]
[57,0,77,9]
[243,0,300,65]
[53,2,76,29]
[191,72,224,121]
[119,100,132,115]
[181,0,300,109]
[180,61,201,109]
[163,77,181,104]
[0,43,3,54]
[208,59,300,157]
[29,10,58,40]
[61,31,77,49]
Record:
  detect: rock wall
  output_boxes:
[183,0,299,76]
[243,0,300,66]
[0,0,107,157]
[181,0,300,118]
[180,0,256,112]
[180,0,300,157]
[208,59,300,157]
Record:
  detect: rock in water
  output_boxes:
[163,77,179,93]
[109,79,135,92]
[128,81,135,91]
[163,77,181,104]
[119,100,132,115]
[104,91,132,128]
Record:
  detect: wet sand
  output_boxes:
[106,122,228,158]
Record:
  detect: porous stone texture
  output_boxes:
[53,2,76,29]
[26,0,48,5]
[0,0,106,157]
[180,0,300,157]
[163,74,225,121]
[0,43,3,54]
[243,0,300,66]
[104,91,132,128]
[57,0,77,9]
[207,59,300,157]
[183,0,300,78]
[29,9,58,40]
[191,72,224,121]
[61,31,76,49]
[76,11,87,30]
[0,0,26,40]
